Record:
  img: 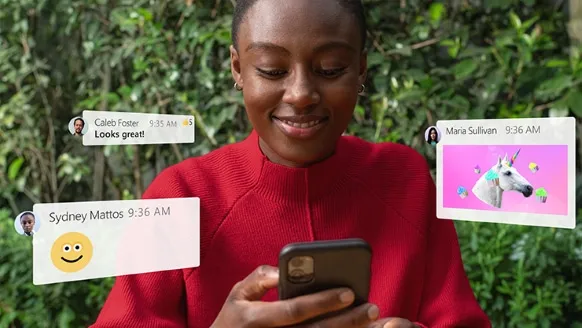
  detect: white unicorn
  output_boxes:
[471,149,534,208]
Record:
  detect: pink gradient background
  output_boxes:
[442,145,568,215]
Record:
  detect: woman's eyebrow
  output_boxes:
[313,41,356,54]
[246,42,290,54]
[245,41,356,54]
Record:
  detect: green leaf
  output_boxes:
[448,95,471,110]
[545,59,569,68]
[106,92,121,104]
[452,60,478,79]
[566,91,582,117]
[77,96,101,110]
[509,11,522,29]
[395,88,424,102]
[58,305,76,327]
[118,85,132,98]
[136,8,153,22]
[7,157,24,180]
[429,3,446,24]
[387,46,412,56]
[534,75,573,100]
[521,16,539,30]
[373,75,389,93]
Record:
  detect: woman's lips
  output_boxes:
[272,115,328,139]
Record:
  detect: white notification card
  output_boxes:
[435,117,575,229]
[81,110,195,145]
[32,198,200,285]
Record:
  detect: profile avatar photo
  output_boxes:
[425,126,441,146]
[14,211,40,237]
[68,116,88,136]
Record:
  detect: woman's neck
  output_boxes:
[258,137,335,168]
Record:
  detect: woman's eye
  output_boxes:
[256,68,287,77]
[319,68,346,77]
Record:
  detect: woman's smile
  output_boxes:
[272,114,329,139]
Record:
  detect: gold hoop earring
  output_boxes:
[358,84,365,95]
[234,82,243,91]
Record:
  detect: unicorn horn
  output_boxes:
[509,149,521,167]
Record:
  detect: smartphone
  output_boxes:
[278,238,371,308]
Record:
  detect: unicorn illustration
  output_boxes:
[471,149,534,208]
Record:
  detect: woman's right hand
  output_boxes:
[211,265,380,328]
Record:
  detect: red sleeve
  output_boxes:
[413,175,491,328]
[90,167,188,328]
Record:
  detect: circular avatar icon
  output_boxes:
[50,232,93,273]
[14,211,40,237]
[424,126,441,146]
[68,116,88,136]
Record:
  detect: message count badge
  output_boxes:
[32,197,200,285]
[435,117,575,229]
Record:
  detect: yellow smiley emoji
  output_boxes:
[50,232,93,273]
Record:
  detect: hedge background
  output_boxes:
[1,0,582,327]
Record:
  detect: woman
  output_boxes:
[427,127,439,146]
[92,0,490,327]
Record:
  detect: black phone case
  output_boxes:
[278,238,372,307]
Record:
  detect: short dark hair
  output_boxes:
[232,0,367,51]
[74,118,85,126]
[20,211,35,222]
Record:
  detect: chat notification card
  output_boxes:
[81,110,195,145]
[32,198,200,285]
[436,117,575,229]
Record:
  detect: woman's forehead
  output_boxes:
[238,0,360,49]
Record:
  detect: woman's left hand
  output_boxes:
[369,317,420,328]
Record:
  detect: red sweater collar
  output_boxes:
[241,130,358,203]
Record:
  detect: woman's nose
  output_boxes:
[282,71,320,110]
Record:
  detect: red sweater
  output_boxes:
[91,131,490,328]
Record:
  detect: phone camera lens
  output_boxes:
[290,269,304,277]
[291,257,304,267]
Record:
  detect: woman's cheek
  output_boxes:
[243,80,282,113]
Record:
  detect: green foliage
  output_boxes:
[0,209,114,328]
[457,221,582,327]
[0,0,581,327]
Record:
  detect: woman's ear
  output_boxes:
[358,50,368,86]
[230,45,242,87]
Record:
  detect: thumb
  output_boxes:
[231,265,279,301]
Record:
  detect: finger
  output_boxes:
[246,288,357,327]
[369,317,416,328]
[230,265,279,301]
[301,303,380,328]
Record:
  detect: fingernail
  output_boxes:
[339,290,355,303]
[367,305,379,320]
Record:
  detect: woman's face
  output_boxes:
[430,130,437,141]
[231,0,367,166]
